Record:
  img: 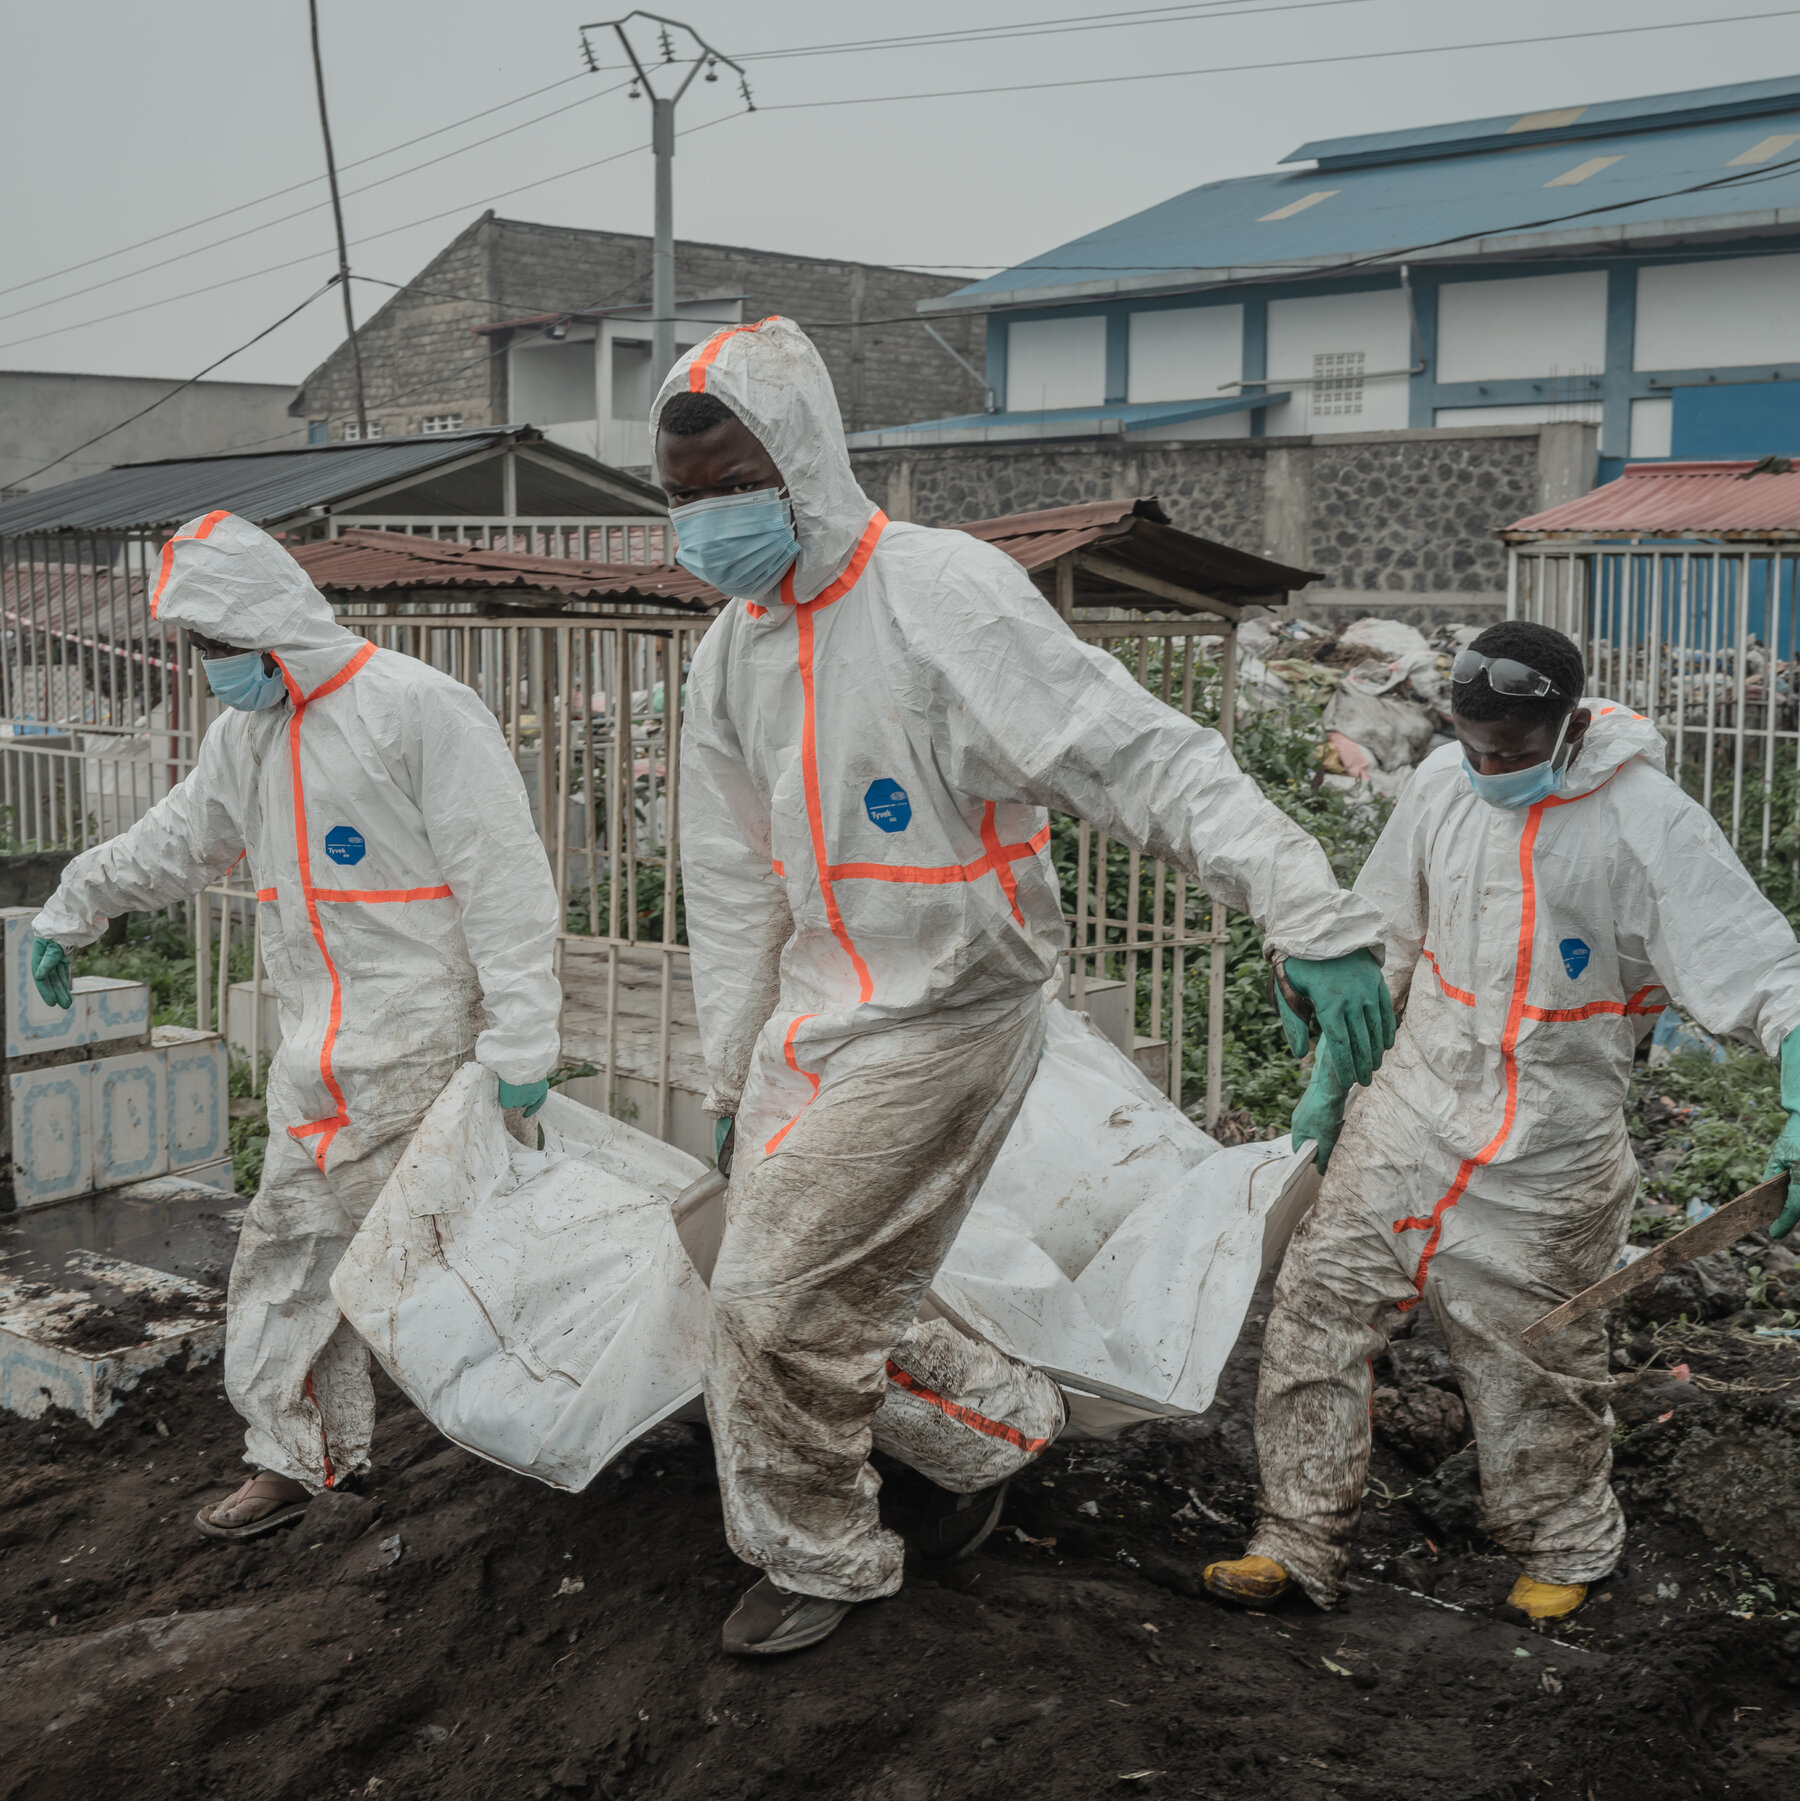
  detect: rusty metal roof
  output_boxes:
[1504,459,1800,541]
[289,531,723,610]
[956,497,1318,614]
[290,499,1317,620]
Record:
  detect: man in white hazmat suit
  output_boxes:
[1204,620,1800,1621]
[29,511,562,1537]
[657,315,1396,1655]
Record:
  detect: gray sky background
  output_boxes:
[4,1,1799,391]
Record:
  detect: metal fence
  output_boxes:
[1510,542,1800,862]
[319,515,672,562]
[2,527,1246,1151]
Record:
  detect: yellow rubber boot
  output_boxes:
[1203,1554,1292,1606]
[1506,1575,1587,1620]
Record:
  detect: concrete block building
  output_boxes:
[286,212,986,466]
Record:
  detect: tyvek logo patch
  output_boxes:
[864,779,911,834]
[1559,937,1590,980]
[325,826,366,866]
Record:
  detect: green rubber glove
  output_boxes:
[1759,1030,1800,1238]
[30,938,72,1010]
[1283,949,1396,1089]
[497,1076,549,1118]
[1291,1052,1352,1174]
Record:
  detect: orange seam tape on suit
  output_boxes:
[315,885,453,904]
[885,1360,1052,1455]
[784,513,889,1008]
[278,642,377,1173]
[763,1013,821,1155]
[305,1369,335,1489]
[1420,945,1476,1007]
[150,509,229,618]
[1390,777,1621,1308]
[686,317,779,392]
[256,887,277,903]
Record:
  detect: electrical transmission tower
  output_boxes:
[581,13,752,383]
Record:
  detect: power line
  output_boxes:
[10,8,1795,356]
[0,79,633,331]
[12,281,339,488]
[0,129,677,355]
[0,71,596,306]
[0,0,1297,306]
[758,9,1800,116]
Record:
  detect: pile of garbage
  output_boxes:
[1223,614,1485,804]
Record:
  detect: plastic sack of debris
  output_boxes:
[330,1067,712,1492]
[334,1004,1319,1487]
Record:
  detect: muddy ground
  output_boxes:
[3,1273,1798,1801]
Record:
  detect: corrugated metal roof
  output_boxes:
[930,80,1800,313]
[845,391,1290,451]
[292,502,1318,619]
[290,531,722,609]
[955,497,1318,613]
[1288,74,1800,171]
[1503,459,1800,540]
[0,428,665,536]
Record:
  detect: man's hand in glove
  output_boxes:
[1281,948,1396,1088]
[714,1115,736,1175]
[1291,1053,1351,1174]
[497,1076,549,1118]
[1760,1030,1800,1238]
[30,939,72,1010]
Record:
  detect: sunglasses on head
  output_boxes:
[1450,648,1569,700]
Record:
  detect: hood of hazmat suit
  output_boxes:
[657,320,1384,1605]
[1245,698,1800,1606]
[34,510,561,1493]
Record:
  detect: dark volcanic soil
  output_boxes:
[2,1294,1798,1801]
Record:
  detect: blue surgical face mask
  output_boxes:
[670,487,798,599]
[1463,711,1571,811]
[205,649,288,712]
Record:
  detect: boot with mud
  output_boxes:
[914,1478,1011,1564]
[1203,1553,1294,1607]
[195,1471,312,1541]
[721,1577,855,1657]
[1503,1574,1587,1621]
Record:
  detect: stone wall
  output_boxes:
[289,213,985,442]
[851,422,1598,619]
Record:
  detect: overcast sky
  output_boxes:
[4,0,1798,390]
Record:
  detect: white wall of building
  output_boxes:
[1436,271,1608,383]
[508,335,598,428]
[1635,254,1800,371]
[1127,306,1242,402]
[1435,402,1602,428]
[1629,396,1674,458]
[1263,289,1412,434]
[1007,315,1107,412]
[0,371,303,496]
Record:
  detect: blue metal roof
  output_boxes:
[929,80,1800,315]
[1288,74,1800,171]
[844,392,1289,450]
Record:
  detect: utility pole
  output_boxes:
[581,13,751,384]
[309,0,368,439]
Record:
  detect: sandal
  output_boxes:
[195,1470,312,1541]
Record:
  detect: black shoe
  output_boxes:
[914,1478,1010,1563]
[721,1577,854,1657]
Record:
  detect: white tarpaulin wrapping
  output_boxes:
[332,1003,1318,1489]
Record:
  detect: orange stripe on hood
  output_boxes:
[150,509,231,619]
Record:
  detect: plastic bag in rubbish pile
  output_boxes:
[335,1003,1319,1488]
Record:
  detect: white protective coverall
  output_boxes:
[667,316,1386,1603]
[33,511,561,1491]
[1250,702,1800,1605]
